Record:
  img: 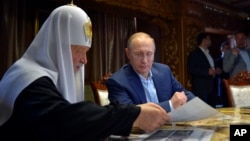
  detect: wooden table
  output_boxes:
[127,107,250,141]
[201,107,250,141]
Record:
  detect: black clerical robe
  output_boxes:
[0,77,140,141]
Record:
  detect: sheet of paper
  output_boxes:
[169,97,221,122]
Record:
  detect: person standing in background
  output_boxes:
[187,32,222,107]
[215,41,231,107]
[223,31,250,78]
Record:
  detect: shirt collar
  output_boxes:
[137,70,153,80]
[199,46,209,53]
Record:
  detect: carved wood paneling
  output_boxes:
[151,18,194,87]
[152,19,180,79]
[183,0,247,31]
[95,0,179,20]
[182,17,203,90]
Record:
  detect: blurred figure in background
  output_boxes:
[223,31,250,78]
[215,41,231,107]
[188,32,222,107]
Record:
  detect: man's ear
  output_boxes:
[125,48,129,58]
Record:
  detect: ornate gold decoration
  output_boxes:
[183,18,203,90]
[228,71,250,85]
[84,17,92,42]
[152,18,180,80]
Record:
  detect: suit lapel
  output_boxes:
[127,65,147,103]
[197,48,211,67]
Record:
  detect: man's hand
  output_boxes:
[215,67,222,75]
[133,102,171,132]
[232,48,239,55]
[208,67,216,77]
[170,91,187,109]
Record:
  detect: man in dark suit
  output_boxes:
[187,32,222,107]
[106,32,195,112]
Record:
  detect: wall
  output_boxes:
[1,0,250,89]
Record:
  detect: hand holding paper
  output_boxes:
[169,97,221,122]
[170,91,188,109]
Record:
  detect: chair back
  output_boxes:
[90,73,112,106]
[222,71,250,107]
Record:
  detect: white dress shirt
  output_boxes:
[199,47,214,68]
[138,71,159,103]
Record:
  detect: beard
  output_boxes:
[74,66,85,101]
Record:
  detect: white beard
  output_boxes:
[74,67,85,101]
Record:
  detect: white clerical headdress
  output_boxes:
[0,5,92,126]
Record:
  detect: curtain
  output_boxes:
[0,0,33,79]
[85,11,135,83]
[0,1,136,83]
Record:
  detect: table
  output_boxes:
[197,107,250,141]
[127,107,250,141]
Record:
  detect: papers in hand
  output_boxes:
[169,97,221,122]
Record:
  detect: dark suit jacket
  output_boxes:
[187,47,217,107]
[215,56,230,80]
[106,63,195,112]
[215,56,229,107]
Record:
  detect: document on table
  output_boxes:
[169,97,221,122]
[115,128,214,141]
[141,128,214,141]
